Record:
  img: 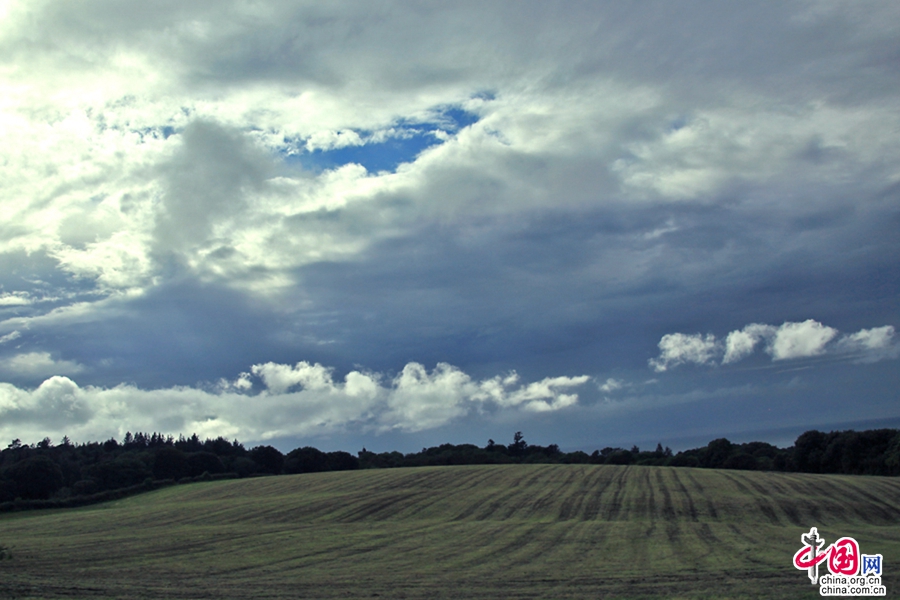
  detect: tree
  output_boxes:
[509,432,527,458]
[606,449,634,465]
[284,447,327,474]
[250,445,284,475]
[885,431,900,476]
[325,451,359,471]
[723,453,758,470]
[702,438,734,469]
[86,455,151,490]
[5,456,63,500]
[204,436,242,457]
[153,448,188,480]
[0,479,19,502]
[793,430,827,473]
[187,452,225,477]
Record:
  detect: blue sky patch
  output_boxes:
[289,105,481,173]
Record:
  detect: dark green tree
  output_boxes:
[86,455,151,490]
[284,447,327,474]
[153,447,188,480]
[250,445,284,475]
[702,438,734,468]
[187,452,225,477]
[793,430,827,473]
[509,432,527,458]
[4,456,63,500]
[325,451,359,471]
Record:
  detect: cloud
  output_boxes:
[502,375,591,413]
[0,2,897,449]
[0,360,590,444]
[649,333,719,372]
[0,292,32,306]
[653,320,898,370]
[0,330,21,344]
[723,324,775,364]
[723,320,839,363]
[0,352,84,378]
[835,325,898,363]
[768,319,838,360]
[4,1,896,308]
[598,378,624,393]
[250,361,350,395]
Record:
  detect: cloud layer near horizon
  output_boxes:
[0,361,590,445]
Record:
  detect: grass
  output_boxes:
[0,464,897,599]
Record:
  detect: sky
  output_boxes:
[0,0,898,454]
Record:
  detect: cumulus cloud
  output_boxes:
[768,319,838,360]
[0,361,589,444]
[835,325,898,362]
[723,324,775,364]
[649,333,719,372]
[250,361,349,395]
[652,320,898,370]
[502,375,590,412]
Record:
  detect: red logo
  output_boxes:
[793,528,860,583]
[828,538,860,575]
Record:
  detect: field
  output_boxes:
[0,464,898,599]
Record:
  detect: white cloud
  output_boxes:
[767,319,838,360]
[382,363,473,431]
[0,352,83,378]
[613,102,898,202]
[598,378,624,393]
[837,325,894,351]
[655,319,897,370]
[649,333,719,372]
[0,292,32,306]
[835,325,899,362]
[0,330,21,344]
[0,360,589,444]
[0,0,895,353]
[504,375,590,412]
[250,361,344,395]
[723,323,778,363]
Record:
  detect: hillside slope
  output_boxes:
[1,464,897,599]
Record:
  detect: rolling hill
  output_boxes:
[1,464,897,599]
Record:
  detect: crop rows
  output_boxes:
[1,464,897,599]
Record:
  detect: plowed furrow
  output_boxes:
[669,469,699,521]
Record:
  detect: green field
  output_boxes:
[0,464,897,599]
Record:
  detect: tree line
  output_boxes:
[1,428,898,511]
